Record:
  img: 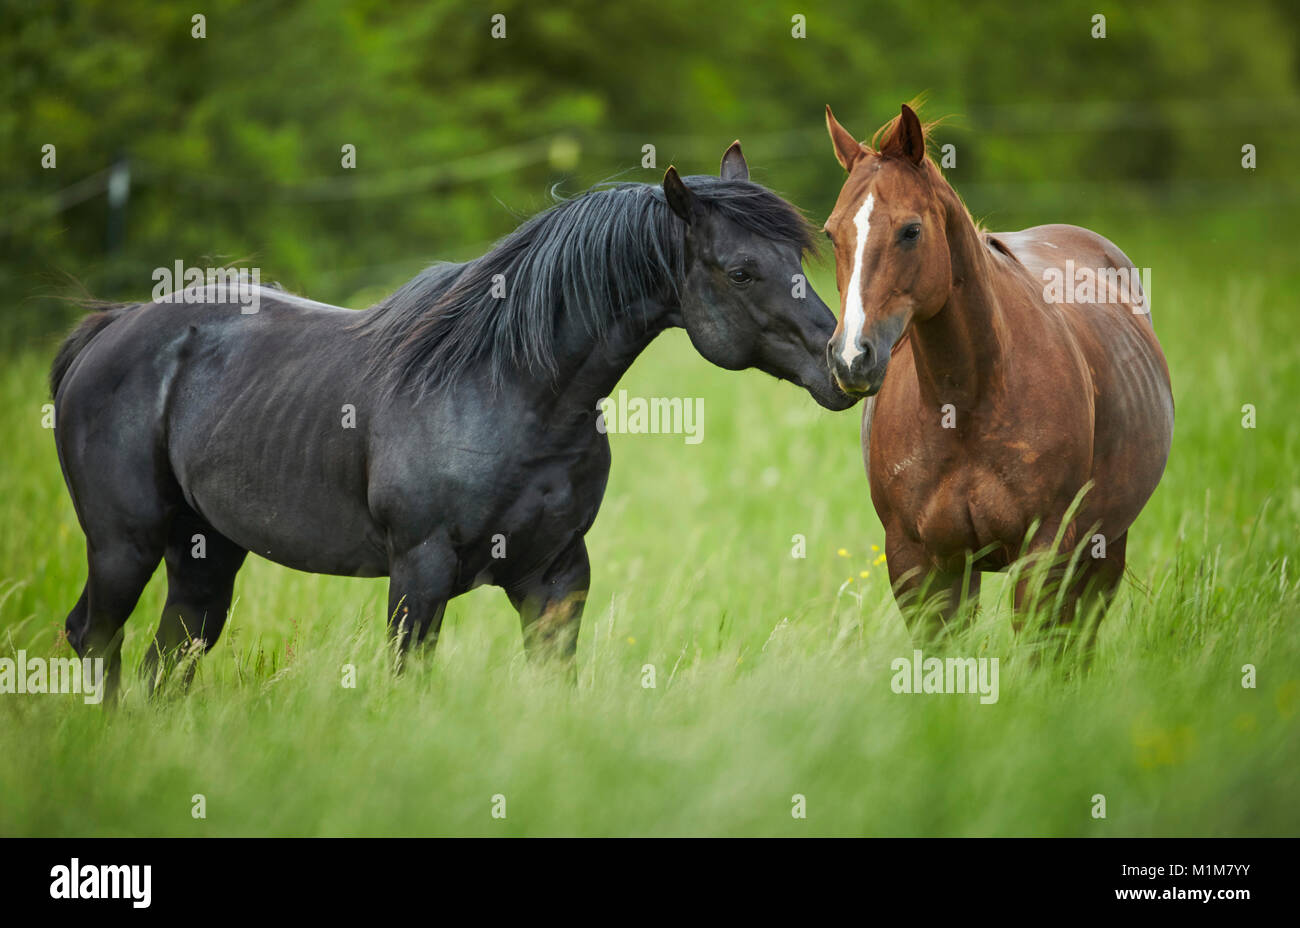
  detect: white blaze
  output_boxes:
[839,193,875,366]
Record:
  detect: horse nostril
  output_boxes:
[855,340,874,373]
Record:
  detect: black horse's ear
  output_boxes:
[882,103,926,166]
[663,166,698,223]
[720,140,749,181]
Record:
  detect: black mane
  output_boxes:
[354,176,816,397]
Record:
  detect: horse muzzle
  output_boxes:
[827,315,905,397]
[828,336,890,397]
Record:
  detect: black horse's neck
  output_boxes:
[359,175,812,410]
[537,291,683,413]
[358,183,689,406]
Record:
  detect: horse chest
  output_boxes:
[510,468,594,527]
[480,441,607,550]
[872,434,1057,563]
[876,463,982,555]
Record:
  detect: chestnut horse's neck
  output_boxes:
[907,178,1012,409]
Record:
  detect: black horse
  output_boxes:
[51,143,854,698]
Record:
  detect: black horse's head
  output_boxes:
[662,147,858,412]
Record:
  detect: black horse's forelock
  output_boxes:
[354,176,816,398]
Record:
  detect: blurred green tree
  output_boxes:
[2,0,1296,350]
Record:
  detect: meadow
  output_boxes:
[0,199,1296,837]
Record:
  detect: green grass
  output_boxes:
[1,202,1297,836]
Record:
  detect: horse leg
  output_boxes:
[886,529,980,645]
[1061,530,1127,658]
[140,506,247,694]
[386,540,456,670]
[1010,515,1073,631]
[1084,529,1127,610]
[65,456,172,702]
[62,586,89,655]
[58,349,184,702]
[507,539,590,675]
[73,531,167,704]
[1012,525,1124,662]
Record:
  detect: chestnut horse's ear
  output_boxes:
[720,140,749,181]
[663,166,698,223]
[826,105,863,172]
[881,103,926,166]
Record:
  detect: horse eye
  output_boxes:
[727,268,753,285]
[900,223,922,243]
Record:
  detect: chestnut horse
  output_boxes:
[822,104,1173,640]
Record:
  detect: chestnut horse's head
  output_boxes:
[823,103,951,397]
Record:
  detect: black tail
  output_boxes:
[49,303,137,398]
